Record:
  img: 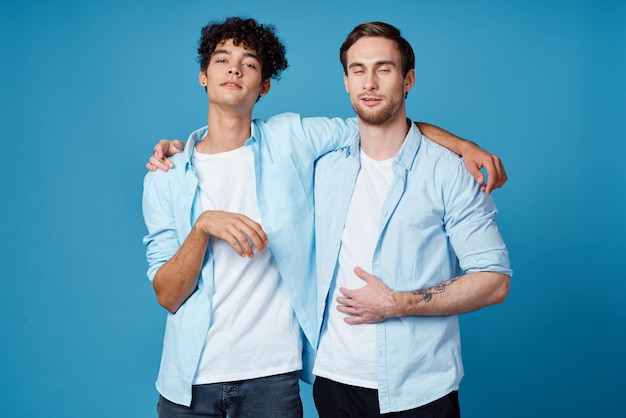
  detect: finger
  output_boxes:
[168,142,179,156]
[336,294,352,306]
[153,140,177,167]
[203,212,262,257]
[492,157,508,189]
[153,143,164,160]
[233,218,268,257]
[148,155,172,172]
[484,176,495,194]
[483,157,503,194]
[236,229,265,256]
[336,304,357,316]
[154,140,171,159]
[336,304,349,313]
[172,140,186,151]
[228,227,256,258]
[237,219,268,253]
[223,227,255,257]
[206,222,248,257]
[343,316,365,325]
[498,167,508,188]
[353,266,373,283]
[338,287,354,298]
[482,159,496,194]
[223,235,248,257]
[467,164,485,188]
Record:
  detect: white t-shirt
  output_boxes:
[192,145,301,384]
[313,151,394,389]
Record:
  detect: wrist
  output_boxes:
[191,219,211,239]
[457,139,478,157]
[390,291,409,317]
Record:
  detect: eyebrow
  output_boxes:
[213,49,261,63]
[348,59,396,69]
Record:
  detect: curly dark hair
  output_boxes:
[197,17,288,82]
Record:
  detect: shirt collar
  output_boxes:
[394,119,423,172]
[182,126,207,168]
[346,118,423,170]
[247,120,260,145]
[182,122,258,168]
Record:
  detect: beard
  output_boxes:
[350,93,405,127]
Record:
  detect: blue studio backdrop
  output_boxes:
[1,0,624,417]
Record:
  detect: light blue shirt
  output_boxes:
[142,113,357,406]
[314,122,512,413]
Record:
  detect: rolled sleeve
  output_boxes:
[443,160,512,277]
[142,171,180,282]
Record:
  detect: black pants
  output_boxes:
[313,377,460,418]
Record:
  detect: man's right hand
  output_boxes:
[146,139,186,172]
[196,210,268,258]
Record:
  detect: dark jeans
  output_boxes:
[313,376,460,418]
[157,371,303,418]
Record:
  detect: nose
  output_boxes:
[228,68,241,76]
[363,73,377,91]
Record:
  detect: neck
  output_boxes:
[357,112,409,161]
[196,104,253,154]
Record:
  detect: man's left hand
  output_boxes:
[336,267,397,324]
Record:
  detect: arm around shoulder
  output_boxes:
[415,121,507,193]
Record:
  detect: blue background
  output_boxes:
[1,0,624,417]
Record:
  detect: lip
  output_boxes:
[359,96,383,106]
[220,80,242,89]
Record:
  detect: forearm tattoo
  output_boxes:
[411,276,461,302]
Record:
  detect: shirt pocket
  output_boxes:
[262,154,310,212]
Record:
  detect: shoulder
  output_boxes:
[419,135,462,162]
[256,113,357,131]
[144,126,200,191]
[414,135,483,197]
[255,112,301,128]
[414,135,465,175]
[252,113,303,143]
[144,151,188,189]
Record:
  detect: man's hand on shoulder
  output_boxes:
[413,122,508,193]
[146,139,186,172]
[460,141,508,194]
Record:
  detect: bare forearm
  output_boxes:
[392,272,510,317]
[152,210,268,313]
[153,226,209,313]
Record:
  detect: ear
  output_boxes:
[259,79,271,96]
[343,73,349,93]
[198,70,207,86]
[404,69,416,95]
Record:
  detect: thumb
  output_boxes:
[172,140,185,151]
[469,165,485,186]
[354,266,373,283]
